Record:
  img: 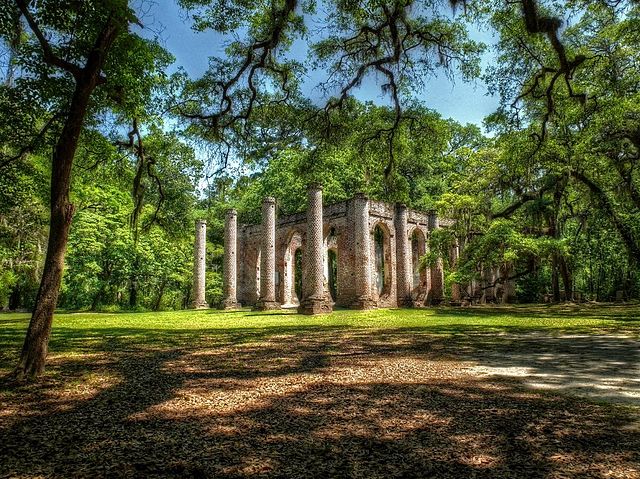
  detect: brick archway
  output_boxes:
[282,229,304,307]
[372,222,392,298]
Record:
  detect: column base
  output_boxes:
[222,299,242,310]
[397,296,414,307]
[298,297,333,315]
[349,296,377,310]
[192,301,209,309]
[253,300,281,311]
[425,291,443,306]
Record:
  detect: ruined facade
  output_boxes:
[220,185,446,313]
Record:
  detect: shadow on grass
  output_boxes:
[432,302,640,322]
[1,326,639,478]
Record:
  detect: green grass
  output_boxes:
[1,303,638,364]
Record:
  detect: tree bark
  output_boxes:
[558,256,573,301]
[129,256,140,308]
[8,285,21,310]
[152,279,166,312]
[551,254,560,302]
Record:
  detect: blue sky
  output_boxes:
[136,1,500,128]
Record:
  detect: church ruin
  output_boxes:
[192,184,517,312]
[203,184,447,313]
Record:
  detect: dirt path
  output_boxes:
[451,332,640,404]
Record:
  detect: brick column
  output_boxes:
[428,214,444,305]
[254,197,280,310]
[450,241,462,303]
[222,209,241,309]
[351,193,376,309]
[299,184,332,314]
[395,204,412,306]
[501,263,517,304]
[192,219,208,309]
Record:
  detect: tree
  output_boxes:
[0,0,171,379]
[178,0,483,177]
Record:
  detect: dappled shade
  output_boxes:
[1,306,639,477]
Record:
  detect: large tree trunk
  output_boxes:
[548,181,561,303]
[12,7,120,379]
[558,256,573,301]
[8,285,21,310]
[152,279,166,312]
[14,79,97,380]
[551,254,560,302]
[129,256,140,308]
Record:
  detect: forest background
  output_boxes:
[1,0,639,314]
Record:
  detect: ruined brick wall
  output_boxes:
[232,195,447,309]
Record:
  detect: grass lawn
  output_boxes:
[1,304,639,478]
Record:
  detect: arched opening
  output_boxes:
[255,249,261,299]
[283,230,303,307]
[328,249,338,301]
[374,224,391,297]
[294,248,303,302]
[411,228,427,289]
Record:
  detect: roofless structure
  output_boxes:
[194,184,448,313]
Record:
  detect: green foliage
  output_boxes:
[0,270,17,309]
[2,0,640,313]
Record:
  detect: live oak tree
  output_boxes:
[496,5,639,242]
[442,0,640,301]
[177,0,483,177]
[0,0,171,379]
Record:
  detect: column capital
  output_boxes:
[308,182,323,191]
[226,208,237,217]
[195,219,207,225]
[263,196,276,205]
[354,192,368,201]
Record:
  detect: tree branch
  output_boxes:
[14,0,83,79]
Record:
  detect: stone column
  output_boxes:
[299,184,332,314]
[501,263,516,304]
[192,219,209,309]
[450,241,462,303]
[222,209,241,309]
[428,214,444,305]
[255,197,280,310]
[350,193,376,309]
[395,204,412,306]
